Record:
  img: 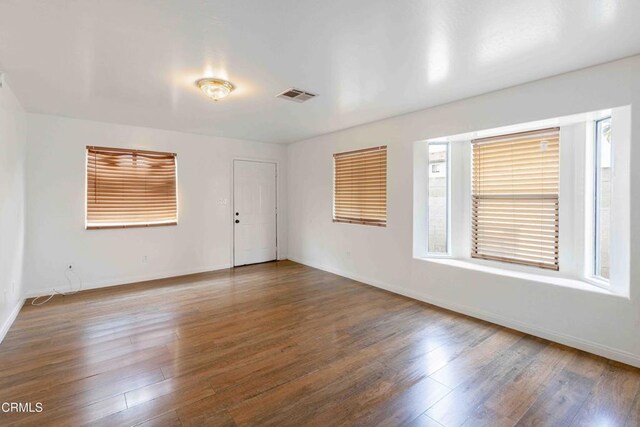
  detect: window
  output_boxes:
[333,146,387,226]
[86,146,178,229]
[427,142,449,254]
[417,108,630,292]
[594,118,612,280]
[471,128,559,270]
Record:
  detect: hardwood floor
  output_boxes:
[1,260,639,426]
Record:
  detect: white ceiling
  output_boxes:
[1,0,640,144]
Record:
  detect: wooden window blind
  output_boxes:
[472,128,559,270]
[86,146,177,229]
[333,146,387,226]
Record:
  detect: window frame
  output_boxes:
[85,146,179,230]
[470,128,560,271]
[592,117,612,282]
[332,145,387,227]
[426,141,451,256]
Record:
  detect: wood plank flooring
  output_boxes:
[1,260,639,426]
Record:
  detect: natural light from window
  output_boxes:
[416,106,630,296]
[427,143,449,254]
[594,117,612,280]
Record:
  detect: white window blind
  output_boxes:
[86,146,178,229]
[471,128,559,270]
[333,146,387,226]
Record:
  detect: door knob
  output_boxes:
[235,212,239,216]
[235,219,240,224]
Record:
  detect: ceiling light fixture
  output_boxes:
[196,78,235,101]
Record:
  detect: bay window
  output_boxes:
[417,106,630,294]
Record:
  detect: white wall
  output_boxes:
[24,114,287,296]
[0,83,27,341]
[287,55,640,367]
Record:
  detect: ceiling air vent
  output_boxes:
[276,88,317,103]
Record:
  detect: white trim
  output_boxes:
[26,264,231,298]
[288,256,640,368]
[0,298,25,344]
[583,276,610,289]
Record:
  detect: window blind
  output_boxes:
[333,146,387,226]
[86,146,177,229]
[471,128,559,270]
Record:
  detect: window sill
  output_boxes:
[332,219,386,227]
[86,221,177,230]
[416,256,625,297]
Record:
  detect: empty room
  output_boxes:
[1,0,640,425]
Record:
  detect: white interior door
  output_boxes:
[233,160,277,266]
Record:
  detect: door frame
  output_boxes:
[231,158,279,267]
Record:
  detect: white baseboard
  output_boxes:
[288,256,640,368]
[26,264,232,298]
[0,298,25,345]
